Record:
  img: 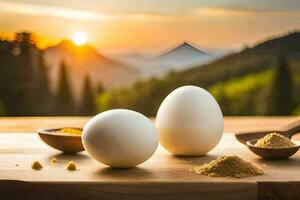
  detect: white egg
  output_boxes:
[82,109,158,168]
[156,85,223,156]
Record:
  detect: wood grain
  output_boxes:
[0,181,256,200]
[258,182,300,200]
[0,116,298,133]
[0,117,299,200]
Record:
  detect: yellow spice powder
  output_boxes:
[66,161,78,171]
[31,161,43,170]
[59,128,82,135]
[51,157,57,163]
[255,132,295,149]
[194,156,264,178]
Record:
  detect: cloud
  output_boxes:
[191,7,300,18]
[0,1,171,21]
[0,1,106,20]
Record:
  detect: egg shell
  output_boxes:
[156,85,223,156]
[82,109,158,168]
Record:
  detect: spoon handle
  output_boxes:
[281,119,300,138]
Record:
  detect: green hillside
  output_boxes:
[96,32,300,116]
[210,70,274,115]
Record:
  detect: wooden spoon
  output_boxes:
[235,119,300,159]
[245,139,300,159]
[38,127,84,154]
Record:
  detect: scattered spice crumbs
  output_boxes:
[51,157,57,163]
[66,161,78,171]
[31,161,43,170]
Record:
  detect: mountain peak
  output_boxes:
[56,39,94,52]
[182,41,202,49]
[46,39,114,63]
[59,39,73,47]
[152,41,214,72]
[160,41,207,58]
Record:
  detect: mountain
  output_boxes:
[157,42,213,69]
[172,31,300,87]
[114,42,217,78]
[254,32,300,54]
[97,31,300,116]
[44,40,138,99]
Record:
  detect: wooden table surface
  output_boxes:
[0,116,299,200]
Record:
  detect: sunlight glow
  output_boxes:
[71,32,88,46]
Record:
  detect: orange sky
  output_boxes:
[0,0,300,54]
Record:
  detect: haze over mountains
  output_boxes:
[114,42,219,77]
[44,31,300,103]
[44,40,138,98]
[44,40,218,98]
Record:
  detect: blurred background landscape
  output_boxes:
[0,0,299,116]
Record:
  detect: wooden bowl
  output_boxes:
[38,127,84,154]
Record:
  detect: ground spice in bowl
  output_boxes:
[59,128,82,135]
[194,156,264,178]
[255,132,295,148]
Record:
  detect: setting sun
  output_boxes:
[71,32,88,46]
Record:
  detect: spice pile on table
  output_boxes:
[194,156,264,178]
